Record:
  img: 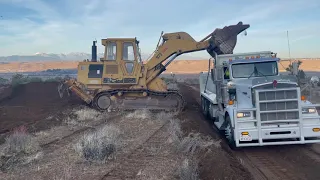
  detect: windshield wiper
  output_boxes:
[247,67,256,79]
[256,69,268,80]
[247,66,268,80]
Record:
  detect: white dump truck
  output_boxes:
[199,51,320,148]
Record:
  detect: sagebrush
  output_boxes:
[74,125,121,162]
[3,126,40,155]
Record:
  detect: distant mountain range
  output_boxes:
[0,52,205,62]
[0,52,105,62]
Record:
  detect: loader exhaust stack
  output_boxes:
[92,40,97,62]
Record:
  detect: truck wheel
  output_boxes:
[201,96,209,118]
[225,115,237,150]
[208,103,217,123]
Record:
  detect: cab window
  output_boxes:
[223,66,230,80]
[122,42,135,61]
[106,42,117,60]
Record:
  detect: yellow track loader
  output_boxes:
[58,22,250,113]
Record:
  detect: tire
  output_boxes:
[208,103,217,123]
[201,96,209,118]
[225,115,238,150]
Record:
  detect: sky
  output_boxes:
[0,0,319,59]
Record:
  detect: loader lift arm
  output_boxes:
[145,21,250,84]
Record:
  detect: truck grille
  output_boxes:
[258,89,299,121]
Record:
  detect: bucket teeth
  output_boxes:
[57,81,70,98]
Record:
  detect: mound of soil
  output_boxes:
[0,82,83,136]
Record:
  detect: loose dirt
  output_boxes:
[1,81,320,180]
[0,82,83,137]
[178,84,254,180]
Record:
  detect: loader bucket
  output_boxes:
[57,78,93,104]
[207,21,250,55]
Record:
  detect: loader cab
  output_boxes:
[102,38,142,63]
[97,38,142,85]
[77,38,143,88]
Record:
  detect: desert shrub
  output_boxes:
[125,109,152,120]
[166,119,217,154]
[177,158,199,180]
[167,118,183,144]
[156,111,174,121]
[64,107,108,127]
[3,126,40,155]
[73,108,101,121]
[28,77,43,83]
[177,133,216,155]
[0,77,9,85]
[74,125,121,162]
[45,76,63,82]
[10,74,43,87]
[11,74,28,86]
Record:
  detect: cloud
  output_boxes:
[0,0,319,59]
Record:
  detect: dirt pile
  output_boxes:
[0,82,83,135]
[2,82,76,106]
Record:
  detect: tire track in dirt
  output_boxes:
[179,84,254,180]
[240,148,307,180]
[1,111,172,180]
[102,121,173,180]
[182,83,320,180]
[40,113,121,153]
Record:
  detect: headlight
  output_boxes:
[237,112,251,118]
[302,108,316,114]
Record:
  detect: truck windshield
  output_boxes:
[232,61,278,78]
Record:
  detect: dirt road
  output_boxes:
[1,81,320,180]
[180,83,320,180]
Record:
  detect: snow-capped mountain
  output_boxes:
[0,52,205,62]
[0,52,104,62]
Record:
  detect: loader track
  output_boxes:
[92,88,186,113]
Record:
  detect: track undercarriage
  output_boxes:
[93,89,185,113]
[58,80,185,114]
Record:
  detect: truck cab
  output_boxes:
[199,51,320,148]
